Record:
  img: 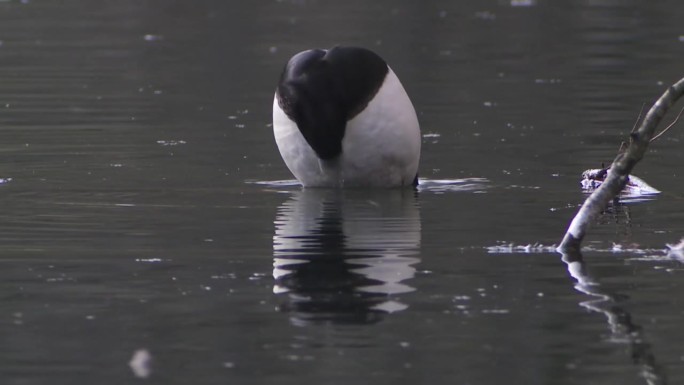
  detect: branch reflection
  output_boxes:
[559,249,667,385]
[272,189,421,326]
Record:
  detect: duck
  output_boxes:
[272,46,420,188]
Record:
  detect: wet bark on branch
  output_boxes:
[558,77,684,252]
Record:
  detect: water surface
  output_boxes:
[1,1,684,384]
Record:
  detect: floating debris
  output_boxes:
[135,258,164,263]
[534,78,562,84]
[417,178,489,194]
[486,243,557,254]
[486,241,673,256]
[129,349,153,379]
[511,0,536,6]
[474,11,496,20]
[156,140,187,146]
[666,239,684,260]
[581,168,660,198]
[143,34,163,42]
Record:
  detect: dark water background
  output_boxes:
[1,1,684,384]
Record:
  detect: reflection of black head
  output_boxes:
[274,191,420,324]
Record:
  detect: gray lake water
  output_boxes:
[1,1,684,384]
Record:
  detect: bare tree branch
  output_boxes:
[559,77,684,252]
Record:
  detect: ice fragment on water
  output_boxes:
[156,140,186,146]
[143,34,163,42]
[129,349,153,379]
[511,0,536,6]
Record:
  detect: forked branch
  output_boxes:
[558,77,684,252]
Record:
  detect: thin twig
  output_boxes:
[631,102,646,133]
[650,105,684,143]
[618,141,627,153]
[618,103,647,153]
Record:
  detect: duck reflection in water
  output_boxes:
[272,189,421,326]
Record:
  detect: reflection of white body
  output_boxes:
[273,189,421,313]
[273,67,420,187]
